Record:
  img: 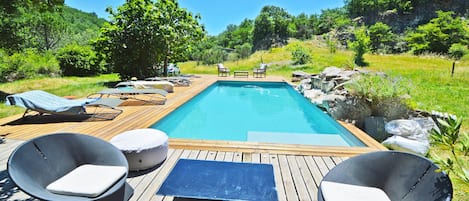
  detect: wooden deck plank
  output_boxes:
[197,150,208,160]
[233,152,242,162]
[141,149,183,201]
[278,154,299,201]
[270,154,287,201]
[287,155,312,201]
[215,151,225,161]
[312,156,329,177]
[304,156,325,189]
[129,149,176,201]
[224,152,234,162]
[296,156,319,200]
[251,153,261,163]
[242,152,252,163]
[206,151,217,160]
[321,157,336,170]
[261,152,270,164]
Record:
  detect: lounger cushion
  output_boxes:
[46,164,127,197]
[6,90,97,115]
[321,181,391,201]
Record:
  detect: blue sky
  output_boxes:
[65,0,344,35]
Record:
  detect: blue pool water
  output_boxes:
[151,81,365,147]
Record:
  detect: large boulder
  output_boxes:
[326,96,372,127]
[370,98,410,120]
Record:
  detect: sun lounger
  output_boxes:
[88,88,168,105]
[115,80,174,92]
[5,90,123,120]
[145,76,191,86]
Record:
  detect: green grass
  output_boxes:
[0,74,120,118]
[1,39,468,200]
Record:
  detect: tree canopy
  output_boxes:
[252,6,292,51]
[406,11,469,55]
[94,0,204,79]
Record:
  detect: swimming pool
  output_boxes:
[151,81,365,147]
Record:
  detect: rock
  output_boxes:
[292,71,312,82]
[303,89,324,102]
[321,66,344,80]
[327,96,371,127]
[370,98,410,120]
[296,78,312,93]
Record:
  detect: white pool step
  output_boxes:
[247,131,350,147]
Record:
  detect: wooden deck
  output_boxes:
[0,75,386,200]
[0,139,348,201]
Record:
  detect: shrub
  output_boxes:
[349,26,370,66]
[448,43,468,60]
[291,45,311,65]
[57,44,102,76]
[235,43,252,59]
[430,116,469,182]
[0,49,60,82]
[199,47,227,65]
[368,22,395,54]
[345,74,411,103]
[345,74,412,119]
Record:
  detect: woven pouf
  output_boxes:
[110,128,168,171]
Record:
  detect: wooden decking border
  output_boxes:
[0,75,386,157]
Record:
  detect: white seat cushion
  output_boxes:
[46,164,127,197]
[321,181,391,201]
[110,128,168,152]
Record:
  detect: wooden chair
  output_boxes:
[217,63,230,77]
[253,63,267,78]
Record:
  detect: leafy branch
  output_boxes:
[430,116,469,182]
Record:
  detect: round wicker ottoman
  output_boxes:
[110,128,168,171]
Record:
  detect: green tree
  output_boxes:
[230,19,254,48]
[448,43,468,60]
[406,11,469,55]
[252,6,292,51]
[0,0,66,52]
[292,13,314,40]
[234,43,252,59]
[368,22,395,53]
[94,0,204,79]
[349,26,370,66]
[317,8,350,35]
[0,1,24,53]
